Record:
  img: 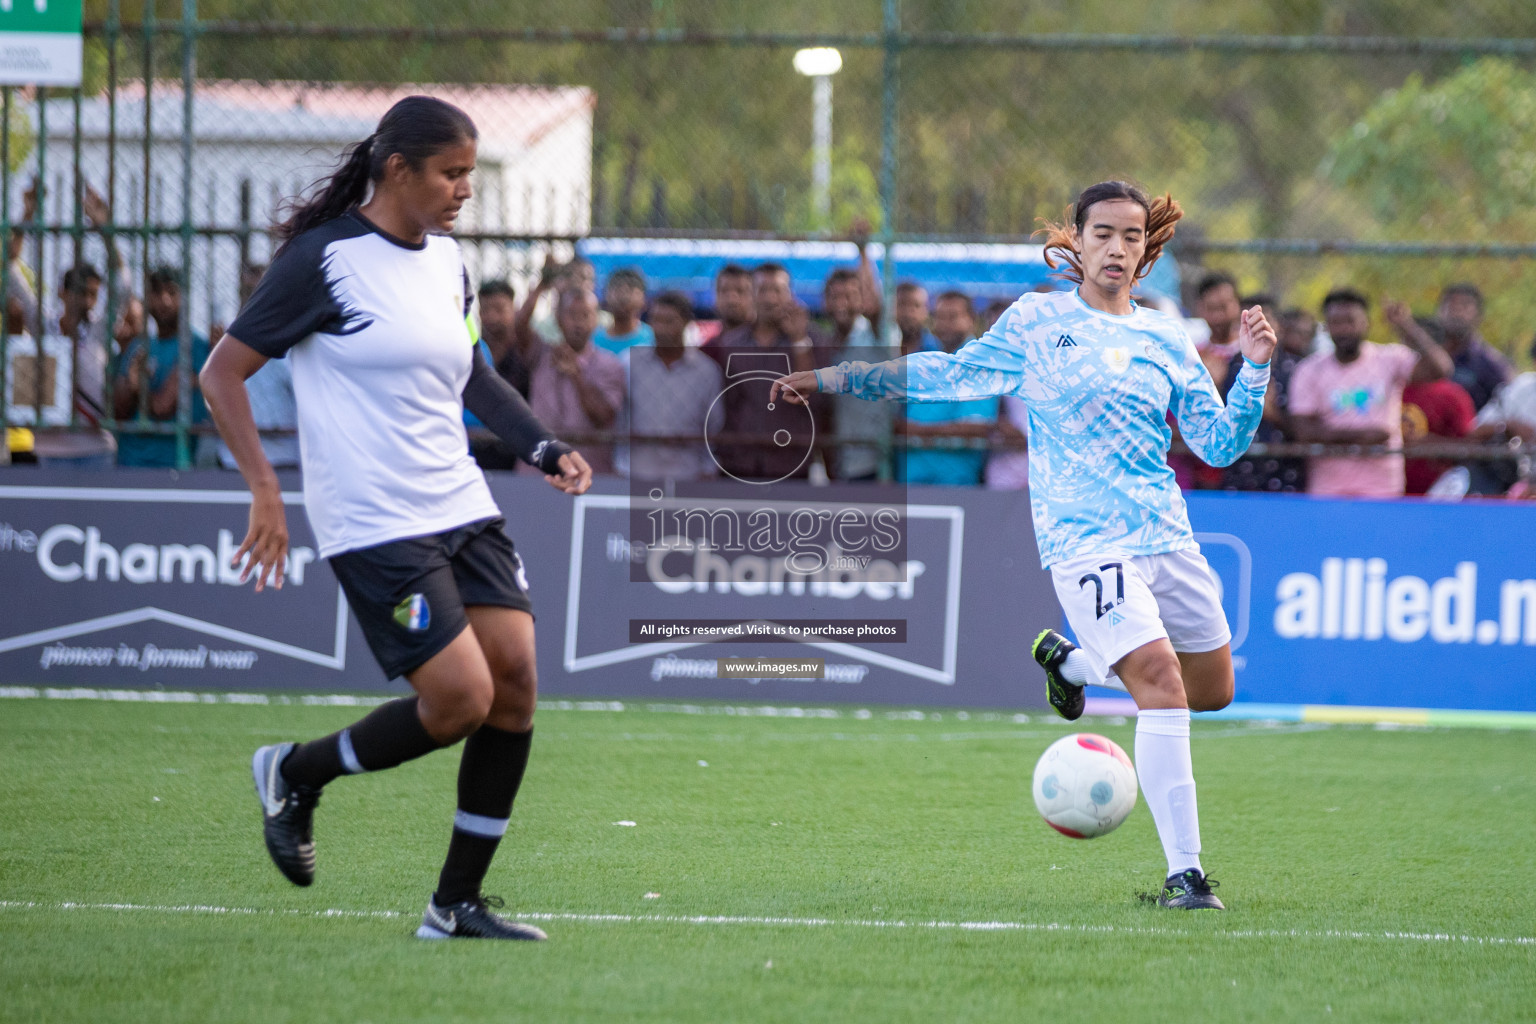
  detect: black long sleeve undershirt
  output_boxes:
[462,346,573,474]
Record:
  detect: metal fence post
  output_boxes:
[0,87,9,449]
[878,0,900,349]
[31,92,46,427]
[876,0,901,482]
[174,0,196,469]
[70,85,84,430]
[102,0,121,435]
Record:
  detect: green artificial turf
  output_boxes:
[1,697,1533,1023]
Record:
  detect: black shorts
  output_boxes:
[329,517,534,679]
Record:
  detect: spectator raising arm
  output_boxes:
[81,184,137,309]
[4,181,38,329]
[849,217,883,327]
[1383,299,1453,383]
[513,257,562,355]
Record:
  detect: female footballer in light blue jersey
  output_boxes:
[772,180,1278,909]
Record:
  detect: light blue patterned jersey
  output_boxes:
[821,288,1270,567]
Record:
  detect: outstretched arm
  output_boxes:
[850,219,883,325]
[1174,306,1274,467]
[513,259,560,356]
[772,348,1024,406]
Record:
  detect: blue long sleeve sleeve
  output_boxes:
[821,346,1026,404]
[1172,350,1270,468]
[815,288,1271,567]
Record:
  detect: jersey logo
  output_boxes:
[1055,334,1078,348]
[393,593,431,632]
[1102,347,1131,373]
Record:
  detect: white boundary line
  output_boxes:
[0,687,1322,731]
[1,899,1530,948]
[0,687,1070,725]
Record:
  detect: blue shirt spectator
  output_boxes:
[113,266,211,468]
[113,331,212,467]
[594,319,655,355]
[895,290,997,486]
[594,266,653,355]
[896,395,1000,485]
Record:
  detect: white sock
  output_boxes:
[1059,650,1129,693]
[1134,708,1203,877]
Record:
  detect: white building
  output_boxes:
[15,80,594,329]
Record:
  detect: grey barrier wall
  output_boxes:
[0,470,1058,709]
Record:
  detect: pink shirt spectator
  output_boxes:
[1289,341,1418,498]
[528,342,627,475]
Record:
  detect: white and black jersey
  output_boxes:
[229,211,500,558]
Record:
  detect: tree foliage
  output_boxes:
[65,1,1536,352]
[1326,58,1536,235]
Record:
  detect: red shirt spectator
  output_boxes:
[1401,379,1475,495]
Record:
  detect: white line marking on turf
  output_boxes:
[0,689,1329,735]
[0,899,402,920]
[2,900,1531,948]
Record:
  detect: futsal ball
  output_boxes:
[1032,733,1138,839]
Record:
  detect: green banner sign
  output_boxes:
[0,0,83,86]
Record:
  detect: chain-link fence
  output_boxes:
[2,0,1533,477]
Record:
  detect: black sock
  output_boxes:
[281,696,444,790]
[433,725,533,907]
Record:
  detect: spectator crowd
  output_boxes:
[6,203,1533,500]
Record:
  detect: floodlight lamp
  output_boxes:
[792,47,843,77]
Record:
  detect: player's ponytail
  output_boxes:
[274,135,375,246]
[1139,192,1182,282]
[274,95,478,250]
[1036,180,1183,284]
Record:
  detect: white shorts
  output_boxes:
[1049,546,1231,687]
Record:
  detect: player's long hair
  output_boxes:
[1036,181,1182,285]
[274,96,478,250]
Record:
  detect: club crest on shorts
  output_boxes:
[393,593,431,632]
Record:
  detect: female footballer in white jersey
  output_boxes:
[201,97,592,941]
[772,180,1276,910]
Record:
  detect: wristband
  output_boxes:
[530,439,575,475]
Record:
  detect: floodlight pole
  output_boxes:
[793,47,842,230]
[811,73,833,227]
